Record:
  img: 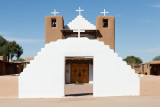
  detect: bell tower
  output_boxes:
[45,10,64,44]
[96,9,115,50]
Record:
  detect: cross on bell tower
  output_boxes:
[101,9,109,16]
[76,7,84,16]
[51,9,59,16]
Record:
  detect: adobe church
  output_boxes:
[45,8,115,84]
[19,8,140,98]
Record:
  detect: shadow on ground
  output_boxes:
[65,93,93,97]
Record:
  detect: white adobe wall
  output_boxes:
[19,38,140,98]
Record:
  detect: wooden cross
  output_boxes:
[51,9,59,16]
[101,9,109,16]
[76,7,84,16]
[77,28,85,38]
[78,28,81,38]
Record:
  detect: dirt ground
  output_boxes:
[0,96,160,107]
[65,83,93,96]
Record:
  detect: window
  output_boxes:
[103,19,108,28]
[52,19,56,27]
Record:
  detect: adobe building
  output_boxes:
[45,12,115,50]
[146,61,160,75]
[45,12,115,84]
[19,8,140,98]
[132,61,160,75]
[25,57,34,62]
[0,60,25,75]
[44,9,115,84]
[0,56,3,60]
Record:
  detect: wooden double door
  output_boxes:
[71,63,89,83]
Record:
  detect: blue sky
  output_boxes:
[0,0,160,63]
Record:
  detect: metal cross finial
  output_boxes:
[51,9,59,16]
[76,7,84,16]
[101,9,109,16]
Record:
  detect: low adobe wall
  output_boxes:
[1,75,160,98]
[140,75,160,96]
[0,75,18,98]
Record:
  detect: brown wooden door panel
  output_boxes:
[71,63,88,83]
[80,64,89,83]
[71,64,79,83]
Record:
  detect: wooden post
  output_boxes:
[132,63,134,69]
[147,63,151,75]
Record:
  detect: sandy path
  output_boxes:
[0,96,160,107]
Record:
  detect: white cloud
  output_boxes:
[115,14,122,17]
[4,36,44,44]
[130,47,160,53]
[138,19,152,23]
[147,4,160,8]
[142,19,152,23]
[0,32,11,35]
[0,31,44,44]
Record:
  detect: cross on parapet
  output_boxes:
[78,28,81,38]
[51,9,59,16]
[76,7,84,16]
[73,28,84,38]
[101,9,109,16]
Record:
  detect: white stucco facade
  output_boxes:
[19,38,140,98]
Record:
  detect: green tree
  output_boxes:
[0,35,7,46]
[0,35,7,55]
[14,58,25,62]
[123,56,143,66]
[0,36,23,61]
[153,56,160,61]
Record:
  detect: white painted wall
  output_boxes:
[89,64,93,84]
[19,38,140,98]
